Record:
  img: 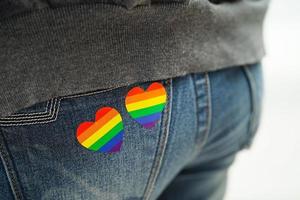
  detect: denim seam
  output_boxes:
[0,87,117,126]
[0,98,60,126]
[61,87,116,99]
[242,65,258,148]
[142,79,173,200]
[0,99,54,120]
[191,74,200,153]
[0,80,169,127]
[6,100,51,117]
[193,73,212,153]
[198,73,212,151]
[0,129,24,200]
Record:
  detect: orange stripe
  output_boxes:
[77,122,93,137]
[127,87,144,97]
[77,109,119,143]
[125,88,166,104]
[95,107,112,121]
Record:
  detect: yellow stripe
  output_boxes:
[81,114,122,148]
[126,95,166,112]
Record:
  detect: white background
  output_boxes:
[225,1,300,200]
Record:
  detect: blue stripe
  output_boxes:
[99,131,124,152]
[135,112,161,125]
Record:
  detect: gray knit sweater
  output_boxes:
[0,0,269,117]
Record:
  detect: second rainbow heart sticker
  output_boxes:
[125,82,167,128]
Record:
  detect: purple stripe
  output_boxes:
[109,141,123,152]
[142,121,158,128]
[135,112,161,125]
[99,131,124,153]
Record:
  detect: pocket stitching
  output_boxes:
[7,100,51,117]
[0,98,60,126]
[0,99,54,120]
[0,86,121,126]
[0,82,166,126]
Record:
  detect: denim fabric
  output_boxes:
[0,63,263,200]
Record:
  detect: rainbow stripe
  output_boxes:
[125,82,167,128]
[76,107,124,152]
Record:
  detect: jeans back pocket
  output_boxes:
[0,80,173,200]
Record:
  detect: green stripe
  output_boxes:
[89,122,123,151]
[129,103,165,118]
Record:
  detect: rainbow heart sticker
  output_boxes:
[125,82,167,128]
[76,107,124,153]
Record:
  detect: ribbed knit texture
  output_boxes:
[0,0,269,117]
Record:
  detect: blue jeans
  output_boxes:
[0,63,263,200]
